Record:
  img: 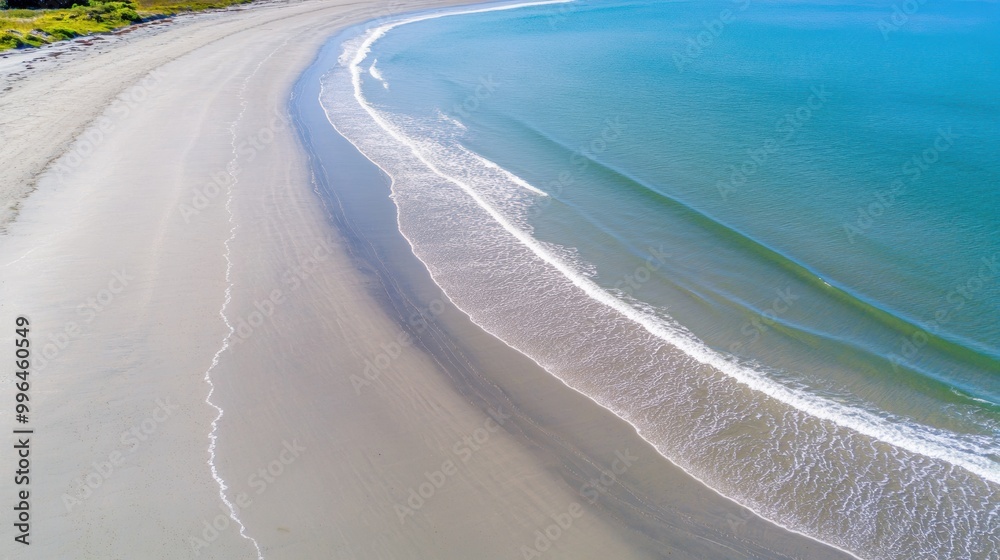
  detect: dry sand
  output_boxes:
[0,1,852,558]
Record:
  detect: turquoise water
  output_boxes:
[321,1,999,557]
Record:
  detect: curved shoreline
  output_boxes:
[293,16,852,560]
[322,5,999,559]
[343,1,998,488]
[3,0,852,557]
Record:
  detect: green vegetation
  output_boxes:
[132,0,250,11]
[0,0,251,51]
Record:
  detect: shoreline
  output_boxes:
[321,6,996,559]
[328,10,860,557]
[2,0,851,557]
[292,19,852,559]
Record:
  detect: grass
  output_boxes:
[135,0,250,11]
[0,0,252,51]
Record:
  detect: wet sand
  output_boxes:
[0,1,851,558]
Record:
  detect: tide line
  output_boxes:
[344,2,1000,489]
[202,37,293,560]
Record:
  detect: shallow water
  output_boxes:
[319,1,1000,557]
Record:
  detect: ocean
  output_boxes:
[319,0,1000,557]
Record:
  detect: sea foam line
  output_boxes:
[369,59,388,89]
[323,29,859,560]
[319,3,1000,558]
[323,2,999,555]
[318,4,867,556]
[202,38,292,560]
[344,0,999,488]
[457,144,549,196]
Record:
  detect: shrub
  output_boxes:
[7,0,80,8]
[67,0,141,23]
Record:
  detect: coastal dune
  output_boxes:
[0,1,850,558]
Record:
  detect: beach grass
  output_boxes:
[0,0,251,51]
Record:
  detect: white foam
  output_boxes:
[457,145,548,196]
[317,4,999,557]
[435,109,468,131]
[368,58,388,89]
[951,387,997,407]
[345,0,999,489]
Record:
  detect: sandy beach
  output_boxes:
[0,1,853,558]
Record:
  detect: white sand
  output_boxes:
[0,2,649,557]
[0,2,849,559]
